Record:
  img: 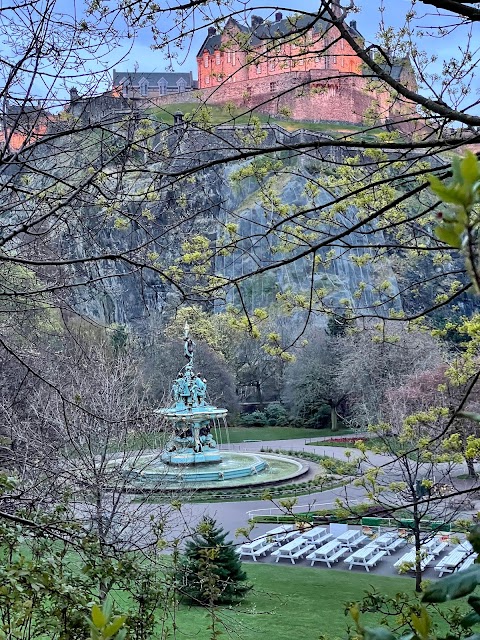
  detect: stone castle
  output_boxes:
[1,5,418,152]
[110,6,417,132]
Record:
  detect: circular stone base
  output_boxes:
[109,451,308,490]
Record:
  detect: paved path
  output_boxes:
[118,437,475,547]
[177,436,472,537]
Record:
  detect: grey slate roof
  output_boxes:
[367,59,410,80]
[197,11,363,57]
[112,71,194,87]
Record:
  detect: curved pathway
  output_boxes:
[180,436,472,537]
[121,436,473,545]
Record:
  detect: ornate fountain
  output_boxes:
[158,322,229,465]
[110,323,309,489]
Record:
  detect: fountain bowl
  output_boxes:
[108,451,309,490]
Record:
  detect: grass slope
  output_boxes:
[110,427,350,453]
[149,102,386,138]
[219,426,351,443]
[174,564,413,639]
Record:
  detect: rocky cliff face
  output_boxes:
[6,123,413,328]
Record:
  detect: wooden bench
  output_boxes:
[430,541,448,557]
[307,547,345,568]
[459,555,476,572]
[344,550,387,572]
[386,538,406,553]
[366,550,387,568]
[239,542,276,561]
[350,534,368,547]
[272,544,314,564]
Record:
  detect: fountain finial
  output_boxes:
[184,320,195,364]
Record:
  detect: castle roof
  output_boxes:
[112,71,195,88]
[197,11,363,57]
[362,58,412,80]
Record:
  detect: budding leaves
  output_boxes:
[88,599,127,640]
[434,224,463,249]
[429,151,480,251]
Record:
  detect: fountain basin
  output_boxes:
[109,451,308,490]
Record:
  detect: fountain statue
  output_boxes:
[109,322,309,488]
[158,322,228,464]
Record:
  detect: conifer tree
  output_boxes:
[180,516,251,606]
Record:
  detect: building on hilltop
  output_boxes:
[196,10,363,89]
[195,8,418,131]
[112,71,197,99]
[0,99,50,151]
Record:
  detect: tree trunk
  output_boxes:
[330,405,338,432]
[467,458,478,479]
[413,504,422,593]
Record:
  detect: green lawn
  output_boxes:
[173,564,415,639]
[108,427,350,453]
[218,426,352,443]
[149,102,387,138]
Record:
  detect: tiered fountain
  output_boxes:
[114,323,308,490]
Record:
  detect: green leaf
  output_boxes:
[461,611,480,629]
[363,627,397,640]
[469,526,480,554]
[452,156,462,184]
[435,225,462,248]
[411,607,431,639]
[461,152,480,186]
[428,175,465,206]
[104,616,126,638]
[422,566,480,602]
[91,604,107,628]
[458,412,480,423]
[102,598,113,622]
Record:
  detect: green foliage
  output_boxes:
[237,403,290,428]
[429,151,480,290]
[88,600,126,640]
[348,525,480,640]
[180,516,251,606]
[238,410,268,427]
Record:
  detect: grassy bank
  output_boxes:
[149,102,387,138]
[219,426,351,443]
[108,427,351,453]
[172,564,415,639]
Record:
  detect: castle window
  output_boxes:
[139,80,148,96]
[216,52,221,64]
[256,64,261,74]
[341,39,345,50]
[269,81,277,91]
[269,59,275,70]
[205,75,210,84]
[177,78,186,93]
[299,58,304,65]
[227,51,231,63]
[158,78,168,95]
[204,55,209,68]
[333,55,337,64]
[315,55,320,64]
[232,51,236,65]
